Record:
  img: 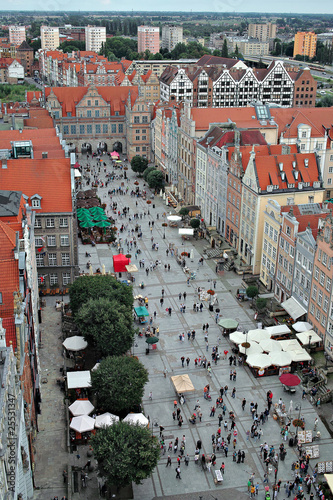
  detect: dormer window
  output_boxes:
[31,194,42,209]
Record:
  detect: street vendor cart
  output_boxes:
[134,306,149,324]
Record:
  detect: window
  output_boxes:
[324,295,329,313]
[63,272,71,285]
[142,116,148,123]
[63,125,69,135]
[111,124,116,134]
[326,278,331,292]
[61,253,70,266]
[80,124,85,134]
[46,218,55,228]
[118,124,123,133]
[95,110,100,118]
[59,218,68,227]
[87,124,92,134]
[95,124,101,134]
[136,147,140,152]
[32,198,41,208]
[87,100,91,106]
[60,235,69,246]
[47,235,56,247]
[35,237,43,247]
[50,273,58,285]
[36,254,44,267]
[103,124,108,133]
[48,253,57,266]
[35,218,42,228]
[134,116,140,124]
[87,110,92,118]
[310,302,315,315]
[308,196,314,204]
[70,125,76,135]
[320,271,325,286]
[314,266,319,281]
[318,290,323,306]
[136,136,140,141]
[312,285,317,300]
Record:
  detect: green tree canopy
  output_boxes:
[256,297,267,311]
[131,155,149,175]
[69,275,133,316]
[58,40,85,52]
[91,356,148,414]
[101,36,138,60]
[190,218,200,229]
[92,422,160,490]
[221,39,228,58]
[246,285,259,300]
[179,207,189,217]
[147,170,164,190]
[143,166,156,182]
[76,298,135,357]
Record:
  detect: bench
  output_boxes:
[214,469,223,483]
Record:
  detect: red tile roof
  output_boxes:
[26,91,42,103]
[271,107,333,138]
[191,107,266,131]
[0,158,72,213]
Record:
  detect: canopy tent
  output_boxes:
[69,399,94,416]
[178,228,194,236]
[296,331,322,346]
[229,331,247,344]
[218,318,239,330]
[279,339,303,352]
[171,374,195,393]
[281,297,307,321]
[125,264,138,273]
[70,415,95,433]
[265,325,291,337]
[113,253,130,273]
[247,329,271,343]
[134,306,149,317]
[324,474,333,494]
[259,338,283,353]
[63,336,87,351]
[293,321,313,333]
[167,215,182,222]
[269,351,293,367]
[239,343,263,356]
[111,151,120,157]
[123,413,149,426]
[246,353,272,369]
[289,349,312,362]
[67,371,91,389]
[74,168,82,178]
[95,412,119,428]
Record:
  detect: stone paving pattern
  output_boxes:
[33,153,333,500]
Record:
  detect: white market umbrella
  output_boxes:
[239,342,263,356]
[89,264,93,276]
[259,338,283,353]
[293,321,313,333]
[190,249,194,261]
[229,331,246,344]
[162,193,166,200]
[247,329,271,342]
[167,215,182,222]
[95,412,119,428]
[288,400,293,415]
[102,264,106,275]
[123,412,149,426]
[246,353,272,369]
[70,415,95,433]
[159,189,163,196]
[63,336,88,351]
[269,351,293,367]
[165,198,169,206]
[69,399,94,416]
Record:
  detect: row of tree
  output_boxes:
[68,276,160,490]
[131,156,164,191]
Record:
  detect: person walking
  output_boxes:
[181,356,185,367]
[242,398,246,410]
[166,455,172,467]
[175,466,181,479]
[232,387,236,398]
[186,357,190,366]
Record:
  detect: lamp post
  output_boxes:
[308,335,312,350]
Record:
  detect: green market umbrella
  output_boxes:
[93,214,109,222]
[79,219,95,228]
[78,212,93,222]
[218,318,239,330]
[145,337,159,344]
[94,220,111,228]
[76,208,86,216]
[89,206,105,216]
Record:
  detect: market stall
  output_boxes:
[113,253,130,273]
[171,374,195,396]
[134,306,149,324]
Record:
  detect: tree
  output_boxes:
[179,207,189,217]
[256,297,267,311]
[92,422,160,490]
[69,275,133,316]
[130,155,149,175]
[190,218,200,229]
[221,39,228,58]
[91,356,148,414]
[246,285,259,303]
[147,170,164,190]
[76,298,135,357]
[143,166,156,182]
[316,95,333,107]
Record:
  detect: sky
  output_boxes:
[4,0,333,13]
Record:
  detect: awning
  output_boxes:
[179,228,194,235]
[296,331,322,345]
[265,324,291,336]
[67,370,91,389]
[281,297,307,321]
[134,306,149,317]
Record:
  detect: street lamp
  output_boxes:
[308,335,312,350]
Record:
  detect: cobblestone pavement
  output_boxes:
[33,152,333,500]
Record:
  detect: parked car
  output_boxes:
[236,288,249,301]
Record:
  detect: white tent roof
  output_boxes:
[281,297,307,321]
[67,370,91,389]
[259,338,283,353]
[167,215,182,221]
[229,331,246,344]
[269,351,293,367]
[279,339,303,352]
[70,415,95,433]
[74,168,82,178]
[246,353,272,369]
[296,331,322,345]
[95,412,119,428]
[293,321,313,333]
[123,413,149,426]
[62,336,88,351]
[69,399,94,416]
[265,324,291,336]
[178,228,194,235]
[239,342,263,355]
[289,349,312,362]
[247,329,271,342]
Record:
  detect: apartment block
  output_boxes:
[85,26,106,54]
[41,26,60,50]
[9,25,26,46]
[161,25,183,51]
[248,22,276,42]
[293,32,317,59]
[138,26,160,55]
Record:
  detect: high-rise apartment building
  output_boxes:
[138,26,160,55]
[85,26,106,53]
[248,22,276,42]
[293,31,317,59]
[161,26,183,51]
[41,26,60,50]
[9,25,26,46]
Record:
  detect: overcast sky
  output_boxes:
[5,0,333,13]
